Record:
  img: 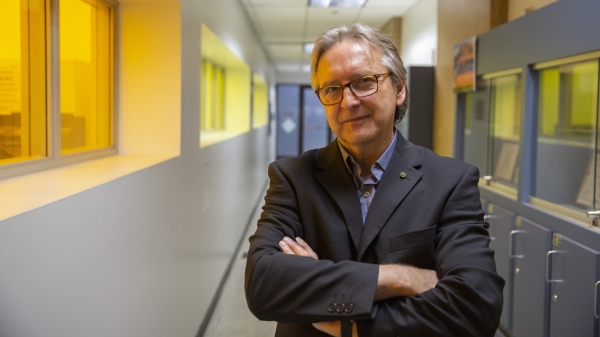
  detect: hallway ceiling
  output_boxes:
[239,0,420,74]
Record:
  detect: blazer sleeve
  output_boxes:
[356,165,504,337]
[244,161,380,324]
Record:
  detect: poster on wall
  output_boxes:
[454,36,477,92]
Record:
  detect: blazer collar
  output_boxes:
[357,132,422,261]
[315,141,364,250]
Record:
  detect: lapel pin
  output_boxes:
[399,172,407,179]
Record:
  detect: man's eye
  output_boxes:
[358,76,376,83]
[324,86,340,94]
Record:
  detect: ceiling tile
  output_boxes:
[252,5,307,23]
[356,8,403,28]
[261,24,305,43]
[276,64,306,72]
[365,0,419,10]
[268,44,305,60]
[250,0,308,4]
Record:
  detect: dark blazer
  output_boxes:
[245,132,504,337]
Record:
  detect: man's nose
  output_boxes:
[340,86,360,109]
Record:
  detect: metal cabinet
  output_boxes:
[486,203,515,331]
[547,234,600,337]
[511,217,553,337]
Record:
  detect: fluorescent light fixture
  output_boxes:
[309,0,366,8]
[303,43,314,54]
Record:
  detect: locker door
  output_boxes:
[486,203,515,332]
[511,217,552,337]
[548,234,600,337]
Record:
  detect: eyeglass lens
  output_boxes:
[318,75,381,105]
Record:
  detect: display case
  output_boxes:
[530,55,600,224]
[460,69,522,198]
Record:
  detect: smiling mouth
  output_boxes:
[345,115,368,123]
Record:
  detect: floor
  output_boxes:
[203,200,508,337]
[202,201,277,337]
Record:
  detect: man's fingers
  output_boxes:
[279,240,295,255]
[296,237,318,260]
[312,321,341,337]
[279,237,318,260]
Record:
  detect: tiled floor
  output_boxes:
[203,200,507,337]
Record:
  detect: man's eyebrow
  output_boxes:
[321,79,341,87]
[321,72,374,88]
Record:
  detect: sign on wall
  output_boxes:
[454,36,477,92]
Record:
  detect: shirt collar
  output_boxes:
[337,129,398,183]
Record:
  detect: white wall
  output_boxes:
[0,0,275,335]
[401,0,438,66]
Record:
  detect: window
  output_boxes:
[60,0,113,154]
[252,73,268,129]
[0,0,47,165]
[200,59,225,131]
[0,0,115,175]
[200,24,251,148]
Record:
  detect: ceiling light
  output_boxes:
[302,65,311,72]
[303,43,314,54]
[309,0,366,8]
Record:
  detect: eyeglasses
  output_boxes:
[315,73,391,106]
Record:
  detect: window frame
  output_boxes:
[0,0,118,181]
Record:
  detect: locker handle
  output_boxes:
[595,281,600,319]
[545,250,563,283]
[509,230,525,258]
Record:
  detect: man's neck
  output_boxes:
[340,129,395,177]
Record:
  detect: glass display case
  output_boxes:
[531,58,599,219]
[488,73,522,194]
[461,69,522,198]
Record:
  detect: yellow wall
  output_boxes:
[120,0,181,156]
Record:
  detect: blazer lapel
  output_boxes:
[315,141,363,250]
[357,134,422,261]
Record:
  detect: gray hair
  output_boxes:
[310,23,409,123]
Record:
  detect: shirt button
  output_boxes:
[364,192,370,198]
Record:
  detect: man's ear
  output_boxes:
[396,80,406,107]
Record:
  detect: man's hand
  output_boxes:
[313,321,358,337]
[375,264,438,300]
[279,236,318,260]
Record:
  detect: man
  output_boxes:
[245,23,503,337]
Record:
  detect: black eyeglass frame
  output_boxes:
[314,72,391,106]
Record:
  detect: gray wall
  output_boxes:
[0,0,275,336]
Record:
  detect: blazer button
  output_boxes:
[336,303,345,313]
[344,303,354,313]
[328,303,337,313]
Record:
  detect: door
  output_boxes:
[511,217,552,337]
[486,203,515,332]
[548,234,600,337]
[276,85,332,158]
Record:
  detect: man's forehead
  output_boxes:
[316,40,384,82]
